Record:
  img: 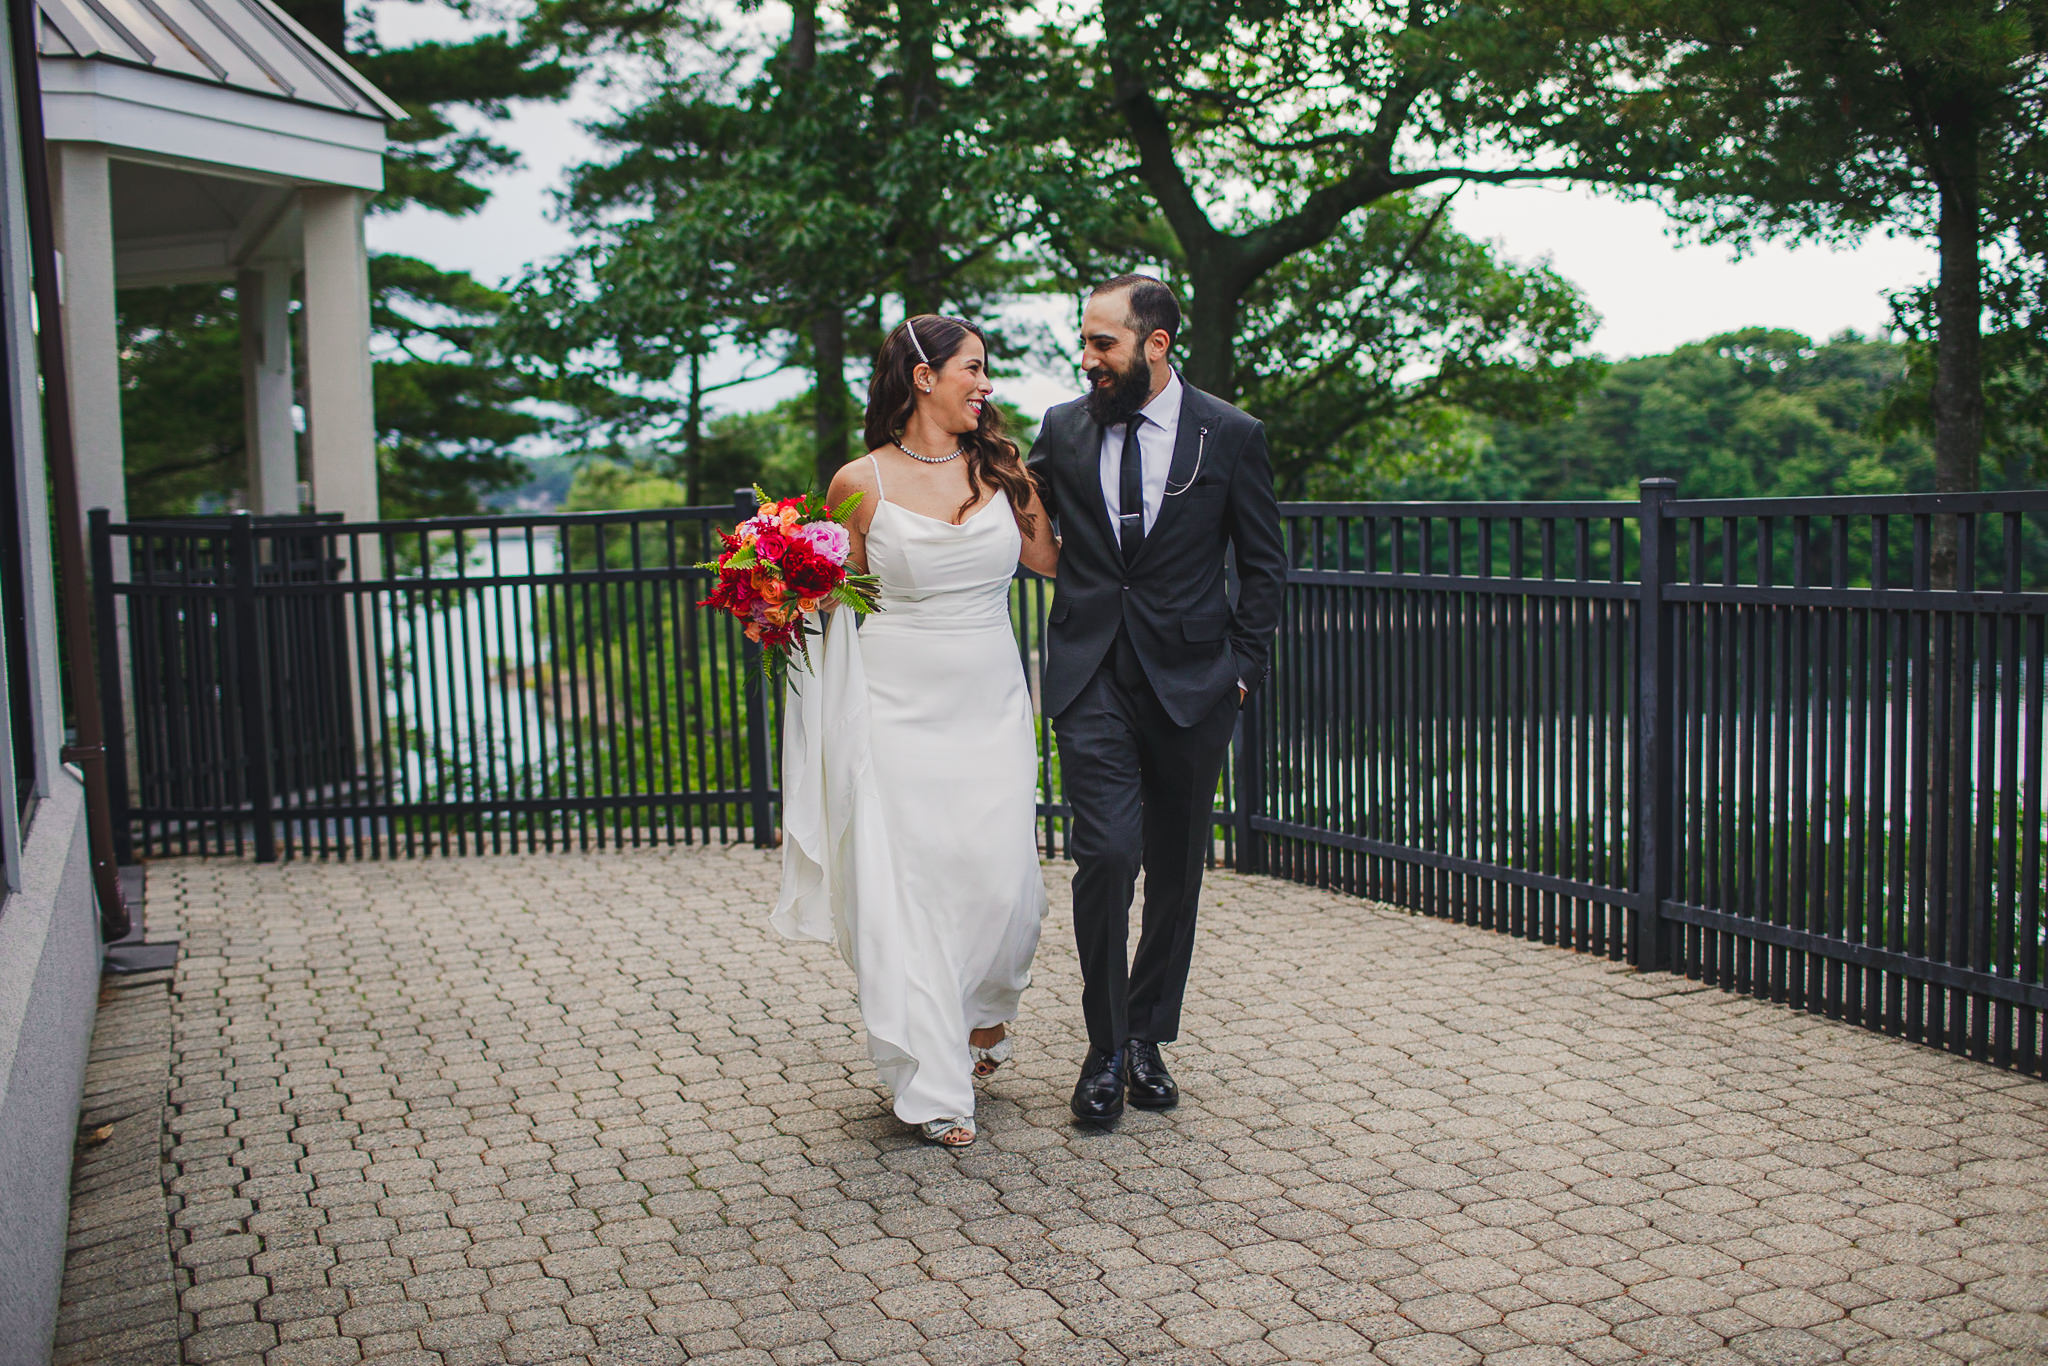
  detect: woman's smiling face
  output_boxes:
[920,334,993,436]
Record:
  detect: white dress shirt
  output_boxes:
[1096,370,1183,537]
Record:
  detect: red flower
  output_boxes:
[699,568,763,615]
[753,528,790,561]
[780,543,841,599]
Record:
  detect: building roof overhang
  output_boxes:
[37,0,395,192]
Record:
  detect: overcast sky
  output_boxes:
[368,6,1937,421]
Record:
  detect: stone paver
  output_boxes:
[55,968,181,1365]
[120,844,2047,1365]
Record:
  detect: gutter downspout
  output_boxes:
[6,0,129,942]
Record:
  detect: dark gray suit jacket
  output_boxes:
[1027,380,1286,727]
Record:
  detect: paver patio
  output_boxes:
[107,844,2048,1365]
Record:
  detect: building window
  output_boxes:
[1,298,32,821]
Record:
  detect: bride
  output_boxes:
[774,314,1059,1148]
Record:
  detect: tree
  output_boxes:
[517,0,1080,493]
[1233,192,1600,494]
[1470,0,2048,561]
[1082,1,1607,401]
[1016,1,1604,474]
[1484,329,1939,501]
[370,255,552,519]
[116,284,244,517]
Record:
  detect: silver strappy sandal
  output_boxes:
[920,1116,976,1147]
[970,1036,1013,1080]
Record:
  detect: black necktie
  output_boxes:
[1118,415,1145,563]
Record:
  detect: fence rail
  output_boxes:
[92,484,2048,1075]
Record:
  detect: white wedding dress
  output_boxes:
[774,461,1048,1126]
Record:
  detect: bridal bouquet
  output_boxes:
[698,488,880,672]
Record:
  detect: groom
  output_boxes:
[1028,275,1286,1123]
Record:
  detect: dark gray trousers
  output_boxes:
[1052,639,1238,1053]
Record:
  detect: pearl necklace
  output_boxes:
[893,438,963,465]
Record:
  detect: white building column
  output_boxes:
[49,142,122,528]
[49,142,133,800]
[237,264,298,514]
[299,186,377,524]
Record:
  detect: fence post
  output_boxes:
[1634,478,1677,970]
[88,509,134,865]
[1233,691,1263,874]
[230,512,277,862]
[735,489,775,847]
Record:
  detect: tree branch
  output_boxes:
[1261,188,1462,407]
[1105,52,1225,264]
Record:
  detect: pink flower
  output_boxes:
[753,527,789,561]
[797,520,851,566]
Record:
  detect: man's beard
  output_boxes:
[1083,354,1154,427]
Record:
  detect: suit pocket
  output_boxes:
[1181,614,1228,642]
[1049,599,1070,624]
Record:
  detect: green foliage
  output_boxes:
[117,1,2048,526]
[483,452,580,512]
[371,255,553,519]
[681,391,1037,502]
[1356,330,1939,502]
[1071,1,1611,401]
[1492,329,1939,502]
[1238,193,1603,495]
[1462,0,2048,488]
[113,259,553,522]
[697,396,820,502]
[116,284,244,517]
[557,460,690,572]
[563,461,689,515]
[507,0,1095,492]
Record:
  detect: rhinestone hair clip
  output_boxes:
[905,318,931,365]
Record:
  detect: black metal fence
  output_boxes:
[94,501,779,860]
[92,499,1078,863]
[92,485,2048,1075]
[1243,483,2048,1075]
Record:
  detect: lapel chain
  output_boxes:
[1164,425,1210,498]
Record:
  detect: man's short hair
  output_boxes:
[1092,274,1181,350]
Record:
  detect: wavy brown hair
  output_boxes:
[864,315,1036,536]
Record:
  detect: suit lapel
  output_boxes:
[1069,404,1118,555]
[1131,386,1205,565]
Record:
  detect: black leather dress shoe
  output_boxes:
[1070,1046,1125,1123]
[1123,1040,1179,1109]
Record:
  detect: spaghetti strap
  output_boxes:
[867,452,886,500]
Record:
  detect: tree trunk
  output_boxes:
[1181,273,1242,401]
[896,0,942,313]
[1929,99,1984,589]
[789,0,817,73]
[274,0,347,56]
[681,352,704,506]
[811,310,851,493]
[784,0,847,492]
